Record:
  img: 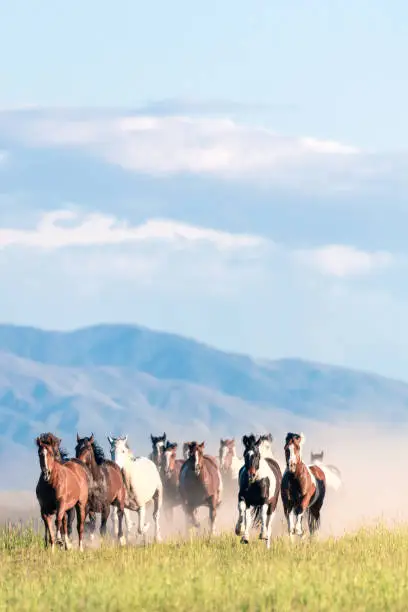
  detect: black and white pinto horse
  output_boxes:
[235,434,282,548]
[310,450,342,492]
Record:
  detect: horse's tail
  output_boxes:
[308,507,321,532]
[250,506,263,528]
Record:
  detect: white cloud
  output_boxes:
[294,244,393,278]
[0,111,366,187]
[0,209,265,251]
[0,208,395,281]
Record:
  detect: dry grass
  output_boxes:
[1,523,408,611]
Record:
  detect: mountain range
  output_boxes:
[0,322,406,489]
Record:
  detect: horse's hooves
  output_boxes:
[235,525,243,536]
[259,533,267,541]
[240,537,249,545]
[119,536,126,547]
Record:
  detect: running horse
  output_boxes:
[235,434,282,548]
[218,438,244,491]
[35,434,89,551]
[75,433,126,545]
[281,432,326,540]
[310,450,342,491]
[179,441,223,536]
[149,433,167,469]
[182,442,192,461]
[160,441,184,522]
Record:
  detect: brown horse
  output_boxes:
[281,432,326,540]
[179,441,223,536]
[160,441,184,522]
[36,435,89,551]
[219,438,244,491]
[149,433,167,469]
[75,433,126,545]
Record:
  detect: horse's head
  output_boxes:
[183,441,192,461]
[162,441,178,479]
[242,434,261,483]
[258,433,274,457]
[219,438,235,472]
[150,432,166,466]
[36,436,57,482]
[284,432,306,473]
[188,441,205,476]
[311,450,324,463]
[75,433,95,464]
[108,435,129,468]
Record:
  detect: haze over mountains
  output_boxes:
[0,322,407,489]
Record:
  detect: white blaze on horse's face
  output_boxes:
[112,440,127,469]
[40,446,51,481]
[194,450,201,475]
[288,443,298,473]
[164,450,171,475]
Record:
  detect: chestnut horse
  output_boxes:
[179,441,223,536]
[160,441,184,522]
[281,432,326,540]
[75,433,126,545]
[235,434,282,548]
[36,435,89,551]
[149,433,167,469]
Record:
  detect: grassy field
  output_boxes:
[1,524,408,611]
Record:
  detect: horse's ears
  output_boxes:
[76,432,80,443]
[36,437,41,447]
[58,438,62,445]
[268,433,273,442]
[242,435,248,447]
[89,433,94,444]
[107,435,113,445]
[124,435,128,444]
[199,441,205,448]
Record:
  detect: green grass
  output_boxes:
[1,526,408,611]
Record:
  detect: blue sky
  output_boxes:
[0,2,407,380]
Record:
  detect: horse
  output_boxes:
[160,441,184,522]
[218,438,244,490]
[35,435,89,551]
[179,441,223,536]
[310,450,342,491]
[149,433,167,469]
[281,432,326,540]
[75,433,126,545]
[235,434,282,548]
[108,435,163,542]
[182,442,192,461]
[36,432,76,541]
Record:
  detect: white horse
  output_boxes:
[310,451,342,492]
[108,435,163,542]
[219,439,244,483]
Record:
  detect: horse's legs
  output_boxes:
[62,513,72,550]
[294,507,305,537]
[259,503,268,541]
[100,504,110,538]
[76,503,86,552]
[42,513,54,550]
[153,487,162,543]
[235,499,246,537]
[240,502,251,544]
[209,497,217,536]
[87,510,97,542]
[55,502,67,546]
[67,508,75,540]
[137,504,150,536]
[265,505,276,550]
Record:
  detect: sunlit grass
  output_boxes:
[1,525,408,611]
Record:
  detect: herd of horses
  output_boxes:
[35,430,342,552]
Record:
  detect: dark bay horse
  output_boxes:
[282,432,326,540]
[160,441,184,522]
[36,435,89,551]
[149,433,167,469]
[235,434,282,548]
[75,433,126,545]
[179,441,223,536]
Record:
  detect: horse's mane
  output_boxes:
[91,440,106,465]
[165,441,178,451]
[76,437,106,465]
[37,432,69,463]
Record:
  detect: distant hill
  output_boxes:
[0,322,407,488]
